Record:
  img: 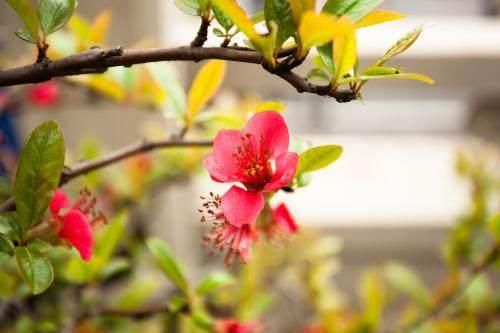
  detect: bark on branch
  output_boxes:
[0,45,356,103]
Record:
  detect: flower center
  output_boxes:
[232,133,274,190]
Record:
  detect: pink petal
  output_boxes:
[221,186,265,228]
[208,129,247,183]
[272,203,298,233]
[245,111,290,158]
[58,210,94,261]
[50,189,71,215]
[264,152,299,192]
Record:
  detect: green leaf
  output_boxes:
[340,72,434,85]
[147,238,189,293]
[15,29,37,43]
[0,212,21,242]
[307,68,330,83]
[488,214,500,241]
[360,270,386,328]
[375,26,422,67]
[297,145,343,175]
[14,121,65,237]
[174,0,201,16]
[196,271,235,296]
[5,0,40,42]
[213,27,226,37]
[37,0,78,36]
[0,235,14,256]
[384,262,431,309]
[322,0,382,22]
[146,63,187,118]
[213,5,233,31]
[362,66,400,76]
[316,44,335,74]
[15,247,54,295]
[264,0,295,47]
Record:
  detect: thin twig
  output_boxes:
[399,243,500,333]
[191,17,211,48]
[0,138,212,212]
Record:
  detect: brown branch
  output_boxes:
[399,243,500,333]
[0,45,356,102]
[191,17,211,48]
[0,137,213,212]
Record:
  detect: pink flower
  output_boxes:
[204,111,298,194]
[200,186,263,266]
[49,188,105,261]
[28,82,59,107]
[216,319,261,333]
[268,203,298,237]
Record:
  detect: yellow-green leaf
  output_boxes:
[288,0,315,26]
[298,11,338,51]
[186,60,227,123]
[90,10,111,44]
[333,16,357,83]
[375,26,422,67]
[298,145,343,175]
[340,72,434,85]
[356,9,404,29]
[5,0,39,41]
[256,100,286,113]
[15,247,54,295]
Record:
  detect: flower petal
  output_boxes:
[245,111,290,158]
[208,129,247,183]
[221,186,265,228]
[272,203,298,233]
[264,152,299,192]
[50,188,71,215]
[58,210,94,261]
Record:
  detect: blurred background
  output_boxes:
[2,0,500,331]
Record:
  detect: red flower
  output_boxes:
[204,111,298,194]
[28,82,59,107]
[49,188,105,261]
[201,111,298,264]
[270,203,298,235]
[216,319,261,333]
[200,186,263,266]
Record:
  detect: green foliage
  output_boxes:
[375,26,423,67]
[384,262,431,309]
[297,145,343,176]
[14,121,65,238]
[5,0,40,42]
[488,214,500,241]
[196,271,235,296]
[174,0,201,16]
[147,237,189,293]
[213,6,233,31]
[0,211,21,242]
[15,246,54,294]
[264,0,295,47]
[37,0,77,36]
[322,0,381,21]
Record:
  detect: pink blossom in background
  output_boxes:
[49,188,105,261]
[216,319,261,333]
[28,82,59,107]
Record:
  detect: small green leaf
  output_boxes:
[264,0,295,47]
[375,26,422,67]
[15,247,54,295]
[298,145,343,175]
[322,0,382,22]
[317,43,335,74]
[0,235,14,256]
[362,66,400,76]
[213,5,233,31]
[5,0,40,42]
[488,214,500,241]
[0,212,21,242]
[340,72,434,85]
[14,121,65,237]
[307,68,331,83]
[27,239,51,255]
[15,29,37,43]
[147,238,189,293]
[384,262,431,309]
[37,0,78,36]
[168,294,189,312]
[174,0,201,16]
[213,27,226,37]
[196,271,235,296]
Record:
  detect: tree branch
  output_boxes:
[191,17,211,48]
[0,45,356,102]
[0,137,213,212]
[399,243,500,333]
